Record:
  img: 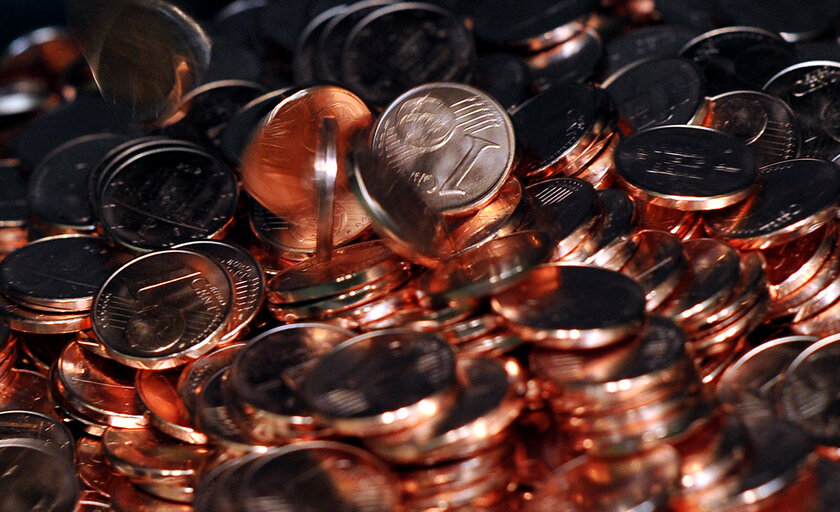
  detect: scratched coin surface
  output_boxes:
[368,82,515,214]
[0,235,133,313]
[341,2,476,106]
[240,85,373,250]
[92,249,233,369]
[0,440,79,512]
[615,125,758,210]
[602,56,707,131]
[763,61,840,161]
[679,26,796,94]
[704,158,840,249]
[173,240,265,341]
[705,90,801,167]
[98,145,238,252]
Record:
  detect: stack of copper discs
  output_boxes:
[4,0,840,510]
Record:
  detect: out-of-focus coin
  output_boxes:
[66,0,212,122]
[672,411,749,494]
[97,145,239,252]
[0,439,80,512]
[602,56,707,130]
[414,231,551,306]
[176,342,243,419]
[470,0,595,51]
[491,264,647,348]
[763,223,835,299]
[602,24,700,78]
[109,478,192,512]
[173,240,265,342]
[292,5,347,83]
[241,85,373,251]
[471,53,532,110]
[314,0,392,83]
[448,177,529,254]
[194,368,264,451]
[27,133,128,233]
[364,357,524,465]
[92,250,233,370]
[52,341,146,430]
[779,336,840,446]
[0,293,91,334]
[101,427,212,482]
[615,125,758,211]
[226,323,353,443]
[136,369,207,445]
[717,335,815,421]
[239,441,400,512]
[0,162,28,230]
[522,178,601,260]
[704,90,801,167]
[0,235,132,313]
[716,0,840,42]
[704,159,840,249]
[0,410,74,461]
[526,27,604,91]
[303,329,458,436]
[511,83,615,180]
[341,2,476,107]
[680,26,796,94]
[763,61,840,161]
[367,82,514,216]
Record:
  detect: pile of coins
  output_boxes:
[5,0,840,510]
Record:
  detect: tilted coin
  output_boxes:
[0,368,56,417]
[226,323,354,443]
[615,125,758,211]
[0,410,74,462]
[341,2,476,106]
[292,4,347,83]
[525,27,604,92]
[704,90,801,167]
[717,335,815,421]
[491,264,647,349]
[0,292,91,334]
[470,0,595,51]
[77,436,122,497]
[448,177,529,254]
[0,235,133,313]
[716,0,840,42]
[763,60,840,161]
[135,369,208,445]
[303,329,458,436]
[101,426,212,481]
[0,439,80,512]
[762,222,835,299]
[602,24,700,78]
[704,158,840,249]
[195,368,263,451]
[602,56,708,131]
[109,478,192,512]
[92,250,234,369]
[314,0,392,83]
[177,342,244,418]
[679,26,796,94]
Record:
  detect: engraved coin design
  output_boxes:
[98,146,238,252]
[92,250,233,369]
[680,26,797,94]
[369,82,515,214]
[602,56,707,130]
[763,61,840,161]
[341,3,476,107]
[704,158,840,249]
[706,90,801,167]
[615,125,758,210]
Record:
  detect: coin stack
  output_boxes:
[3,0,840,510]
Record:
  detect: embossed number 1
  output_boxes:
[435,134,500,197]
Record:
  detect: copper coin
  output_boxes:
[135,369,208,445]
[0,368,56,417]
[109,478,192,512]
[102,426,212,480]
[77,436,122,497]
[704,158,840,249]
[240,85,373,249]
[763,222,835,299]
[92,250,234,370]
[176,342,244,419]
[303,329,458,437]
[770,237,840,319]
[52,341,146,429]
[492,264,646,349]
[0,292,90,334]
[671,411,749,493]
[637,202,697,238]
[448,177,528,254]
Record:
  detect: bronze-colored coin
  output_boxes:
[414,231,551,307]
[637,202,697,238]
[399,442,514,497]
[770,236,840,319]
[240,85,373,249]
[194,368,265,453]
[321,288,417,331]
[671,411,749,493]
[52,341,146,430]
[92,249,234,370]
[620,229,687,311]
[571,129,620,190]
[402,466,513,511]
[440,313,504,345]
[0,368,56,417]
[176,342,244,419]
[704,158,840,249]
[135,369,207,445]
[492,264,646,349]
[74,490,110,511]
[0,292,90,334]
[763,222,835,299]
[363,358,524,465]
[359,295,479,333]
[303,329,458,437]
[102,426,212,481]
[457,330,524,358]
[18,331,71,374]
[109,478,192,512]
[77,436,122,498]
[448,177,529,254]
[226,323,353,443]
[267,240,405,304]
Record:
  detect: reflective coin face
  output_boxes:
[0,443,79,512]
[92,250,233,369]
[369,82,515,214]
[780,337,840,445]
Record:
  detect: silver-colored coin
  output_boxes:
[369,82,515,214]
[0,235,133,313]
[177,343,244,418]
[292,5,347,83]
[763,60,840,161]
[717,335,815,421]
[0,440,79,512]
[92,249,234,370]
[0,410,74,462]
